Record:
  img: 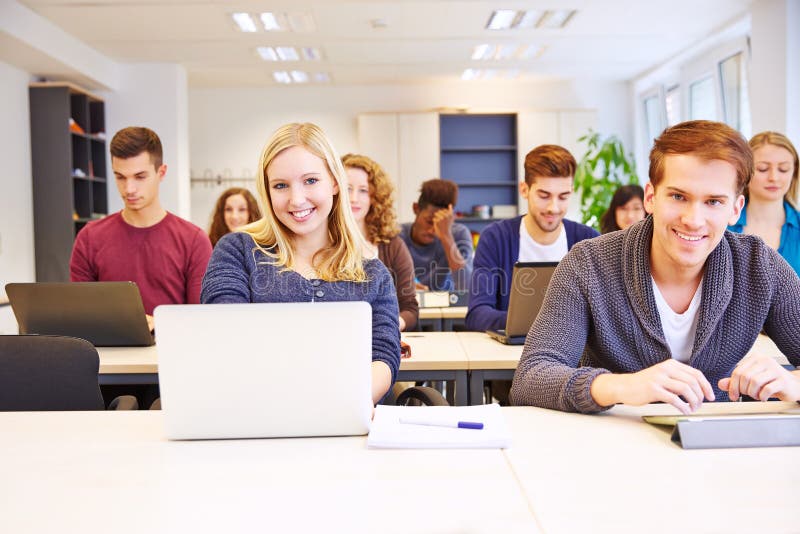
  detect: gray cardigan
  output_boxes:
[510,216,800,413]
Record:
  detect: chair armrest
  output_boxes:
[395,386,449,406]
[108,395,139,411]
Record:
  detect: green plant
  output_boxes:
[575,130,639,230]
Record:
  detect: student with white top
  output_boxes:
[510,120,800,414]
[466,144,598,332]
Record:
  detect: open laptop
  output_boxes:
[5,281,154,346]
[486,262,558,345]
[155,301,373,440]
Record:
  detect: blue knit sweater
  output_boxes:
[200,232,401,383]
[510,216,800,413]
[465,216,599,331]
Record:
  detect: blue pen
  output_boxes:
[398,417,484,430]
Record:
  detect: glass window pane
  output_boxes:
[689,76,716,120]
[719,52,752,138]
[665,85,681,126]
[644,95,664,146]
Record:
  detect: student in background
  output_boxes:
[399,179,474,291]
[599,184,646,234]
[728,131,800,275]
[208,187,261,247]
[466,145,598,333]
[342,153,418,331]
[70,126,212,331]
[201,123,400,404]
[511,120,800,414]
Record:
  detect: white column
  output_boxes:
[101,64,191,218]
[750,0,800,140]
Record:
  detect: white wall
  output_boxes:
[188,79,632,226]
[0,61,35,303]
[750,0,800,140]
[101,64,191,219]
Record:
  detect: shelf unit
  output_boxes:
[439,114,518,232]
[29,82,108,282]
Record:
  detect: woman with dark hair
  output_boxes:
[342,153,418,331]
[599,184,645,234]
[728,131,800,275]
[208,187,261,246]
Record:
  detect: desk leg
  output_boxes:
[469,370,485,405]
[454,371,468,406]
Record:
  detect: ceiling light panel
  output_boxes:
[276,47,300,61]
[486,10,516,30]
[516,10,544,29]
[256,47,278,61]
[260,12,285,31]
[313,72,331,83]
[539,9,576,28]
[232,12,257,33]
[273,71,291,84]
[471,44,493,60]
[290,70,309,83]
[301,47,322,61]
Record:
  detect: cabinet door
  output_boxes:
[357,113,399,189]
[517,111,559,214]
[397,112,438,224]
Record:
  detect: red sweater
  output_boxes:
[70,212,212,315]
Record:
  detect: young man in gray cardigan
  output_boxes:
[510,120,800,414]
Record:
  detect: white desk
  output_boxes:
[98,332,473,406]
[459,332,795,405]
[503,405,800,532]
[0,411,538,533]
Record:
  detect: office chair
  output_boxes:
[395,385,449,406]
[0,335,138,411]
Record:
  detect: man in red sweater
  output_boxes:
[70,127,212,331]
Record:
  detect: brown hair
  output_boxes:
[208,188,262,246]
[649,120,752,194]
[110,126,163,168]
[342,153,399,244]
[749,131,799,207]
[417,178,458,209]
[599,184,644,234]
[524,144,576,185]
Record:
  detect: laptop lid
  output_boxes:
[503,262,558,338]
[5,282,154,346]
[154,302,373,440]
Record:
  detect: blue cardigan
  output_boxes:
[465,216,599,331]
[201,232,401,383]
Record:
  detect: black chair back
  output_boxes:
[0,335,104,411]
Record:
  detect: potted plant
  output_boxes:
[574,130,639,230]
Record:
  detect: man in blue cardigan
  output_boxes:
[466,144,598,332]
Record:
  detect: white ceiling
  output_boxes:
[20,0,753,87]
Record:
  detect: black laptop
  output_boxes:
[6,281,154,346]
[485,262,558,345]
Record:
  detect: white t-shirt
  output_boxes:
[651,277,703,363]
[518,222,568,262]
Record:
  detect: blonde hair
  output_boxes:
[241,123,368,282]
[749,131,799,208]
[341,153,399,244]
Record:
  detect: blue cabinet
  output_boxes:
[439,114,518,232]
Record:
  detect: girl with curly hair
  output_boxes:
[342,153,419,331]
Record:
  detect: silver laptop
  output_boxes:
[486,262,558,345]
[155,301,373,440]
[5,282,154,346]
